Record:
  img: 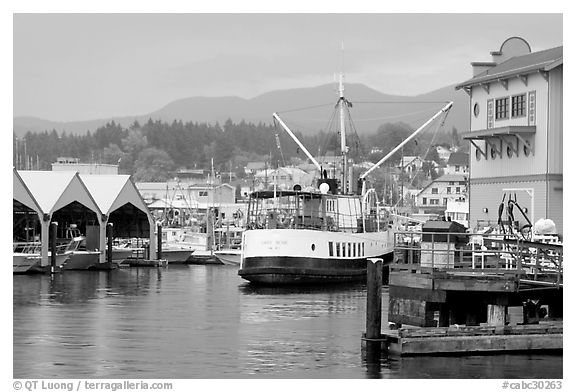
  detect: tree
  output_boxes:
[133,147,175,181]
[451,126,461,148]
[102,143,126,166]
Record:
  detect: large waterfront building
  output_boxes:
[455,37,563,235]
[52,157,119,175]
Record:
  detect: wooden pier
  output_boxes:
[363,229,563,356]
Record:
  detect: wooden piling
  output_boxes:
[157,223,162,260]
[107,223,113,264]
[50,222,58,274]
[366,258,383,339]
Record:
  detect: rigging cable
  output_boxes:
[392,108,450,209]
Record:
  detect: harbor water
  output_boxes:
[13,265,562,379]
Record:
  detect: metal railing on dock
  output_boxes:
[393,231,563,289]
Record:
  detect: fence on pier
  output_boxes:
[393,231,563,289]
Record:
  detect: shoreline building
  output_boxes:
[51,157,119,175]
[455,37,563,235]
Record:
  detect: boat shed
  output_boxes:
[80,174,156,262]
[14,169,103,267]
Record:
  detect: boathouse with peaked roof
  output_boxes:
[455,37,563,234]
[13,169,158,266]
[80,174,156,262]
[14,169,103,267]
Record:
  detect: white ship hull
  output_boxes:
[239,228,394,284]
[13,253,70,274]
[214,249,242,266]
[62,251,101,270]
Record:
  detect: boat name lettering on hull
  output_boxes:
[260,240,288,250]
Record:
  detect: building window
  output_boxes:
[456,187,461,194]
[443,198,448,205]
[422,197,427,205]
[447,187,451,194]
[455,165,460,172]
[511,94,526,118]
[199,191,208,197]
[491,147,498,159]
[431,188,438,194]
[430,199,439,205]
[475,148,483,161]
[507,145,514,158]
[495,97,509,120]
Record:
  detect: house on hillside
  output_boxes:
[415,174,468,215]
[398,156,424,177]
[445,152,469,175]
[455,37,563,234]
[254,167,314,191]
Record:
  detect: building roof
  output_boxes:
[400,156,422,167]
[148,197,199,210]
[13,168,42,214]
[434,174,468,183]
[80,174,151,217]
[456,46,563,90]
[16,170,102,216]
[246,162,266,170]
[447,152,469,166]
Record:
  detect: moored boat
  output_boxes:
[61,237,101,270]
[13,242,70,274]
[214,249,242,266]
[238,74,453,285]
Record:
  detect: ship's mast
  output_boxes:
[338,73,348,194]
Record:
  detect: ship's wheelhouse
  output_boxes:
[246,190,388,233]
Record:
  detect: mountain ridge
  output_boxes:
[13,82,469,137]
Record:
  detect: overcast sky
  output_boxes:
[13,13,563,122]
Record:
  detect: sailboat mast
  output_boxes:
[339,73,348,194]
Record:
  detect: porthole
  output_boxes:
[311,244,316,251]
[475,148,482,161]
[507,145,514,158]
[473,103,480,118]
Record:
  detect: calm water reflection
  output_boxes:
[13,265,562,378]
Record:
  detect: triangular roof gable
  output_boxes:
[13,168,43,214]
[18,170,102,216]
[80,174,131,214]
[80,174,152,218]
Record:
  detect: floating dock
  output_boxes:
[363,322,562,356]
[120,259,168,268]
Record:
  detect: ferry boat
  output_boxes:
[238,74,453,285]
